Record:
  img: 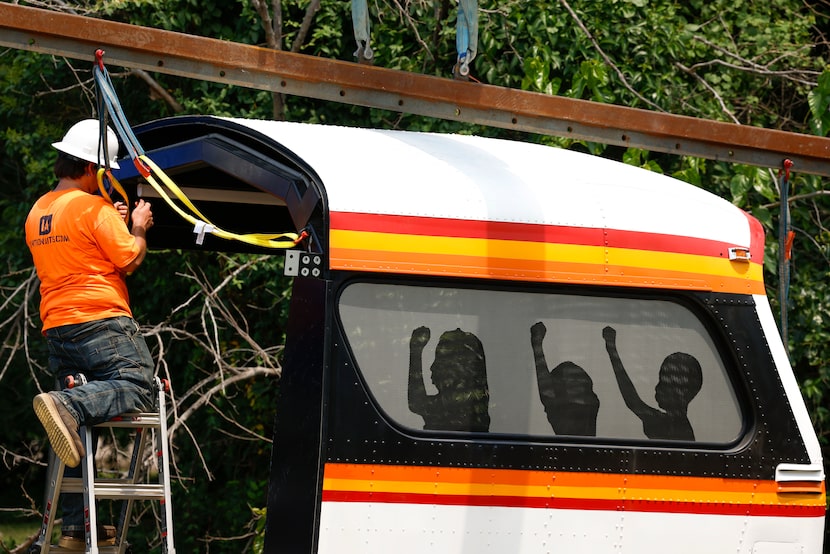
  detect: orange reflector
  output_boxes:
[728,246,752,262]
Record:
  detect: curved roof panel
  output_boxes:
[122,116,765,293]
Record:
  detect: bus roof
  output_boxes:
[225,118,764,293]
[125,116,766,294]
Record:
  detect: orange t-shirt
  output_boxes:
[25,189,141,331]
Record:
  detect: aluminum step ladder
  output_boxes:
[32,377,175,553]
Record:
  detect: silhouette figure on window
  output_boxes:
[530,322,599,436]
[408,326,490,432]
[602,325,702,441]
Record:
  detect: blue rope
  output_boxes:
[456,0,479,63]
[93,53,145,161]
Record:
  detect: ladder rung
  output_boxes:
[95,412,161,428]
[40,546,124,553]
[61,478,165,499]
[93,483,166,499]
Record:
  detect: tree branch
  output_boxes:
[291,0,322,53]
[675,62,740,124]
[131,69,184,113]
[558,0,664,112]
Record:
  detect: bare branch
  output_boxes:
[1,444,46,470]
[273,0,283,47]
[389,0,435,61]
[250,0,286,119]
[209,399,273,443]
[131,69,185,113]
[167,366,280,442]
[557,0,664,112]
[251,0,279,49]
[690,35,820,87]
[675,62,740,124]
[761,189,830,209]
[291,0,322,53]
[180,420,215,481]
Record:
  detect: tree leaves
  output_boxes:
[808,70,830,136]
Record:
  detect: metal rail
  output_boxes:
[3,3,830,176]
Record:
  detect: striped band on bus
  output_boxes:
[329,212,765,294]
[322,463,826,518]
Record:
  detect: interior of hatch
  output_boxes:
[112,117,322,254]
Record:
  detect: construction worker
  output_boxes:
[25,119,155,549]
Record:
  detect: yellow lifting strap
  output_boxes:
[93,50,303,250]
[138,155,303,249]
[96,168,131,224]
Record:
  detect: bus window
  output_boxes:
[338,283,743,444]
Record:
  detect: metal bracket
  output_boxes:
[285,251,324,278]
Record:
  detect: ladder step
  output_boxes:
[40,545,124,553]
[94,483,166,499]
[61,478,165,499]
[95,412,161,428]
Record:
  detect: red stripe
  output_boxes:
[744,209,767,262]
[330,212,756,260]
[322,490,825,518]
[332,212,602,245]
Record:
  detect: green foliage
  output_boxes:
[808,70,830,137]
[671,156,706,187]
[250,507,267,554]
[571,60,615,103]
[622,148,663,173]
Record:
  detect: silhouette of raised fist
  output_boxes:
[410,326,431,350]
[530,321,546,346]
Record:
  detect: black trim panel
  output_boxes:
[327,278,809,480]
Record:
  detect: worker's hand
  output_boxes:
[113,201,128,220]
[131,199,154,232]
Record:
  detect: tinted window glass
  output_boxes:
[338,283,742,443]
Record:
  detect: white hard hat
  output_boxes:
[52,119,120,169]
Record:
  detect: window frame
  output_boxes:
[334,276,752,450]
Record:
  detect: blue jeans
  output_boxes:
[45,316,155,532]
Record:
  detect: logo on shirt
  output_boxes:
[29,213,68,247]
[39,214,52,236]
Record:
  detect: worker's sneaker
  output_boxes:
[32,392,85,468]
[57,525,117,549]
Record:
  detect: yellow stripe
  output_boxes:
[322,478,807,505]
[332,230,601,263]
[325,478,619,500]
[610,248,762,281]
[331,229,763,283]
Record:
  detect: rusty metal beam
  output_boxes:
[3,3,830,176]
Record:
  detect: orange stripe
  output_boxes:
[331,246,765,294]
[322,463,826,515]
[324,463,766,492]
